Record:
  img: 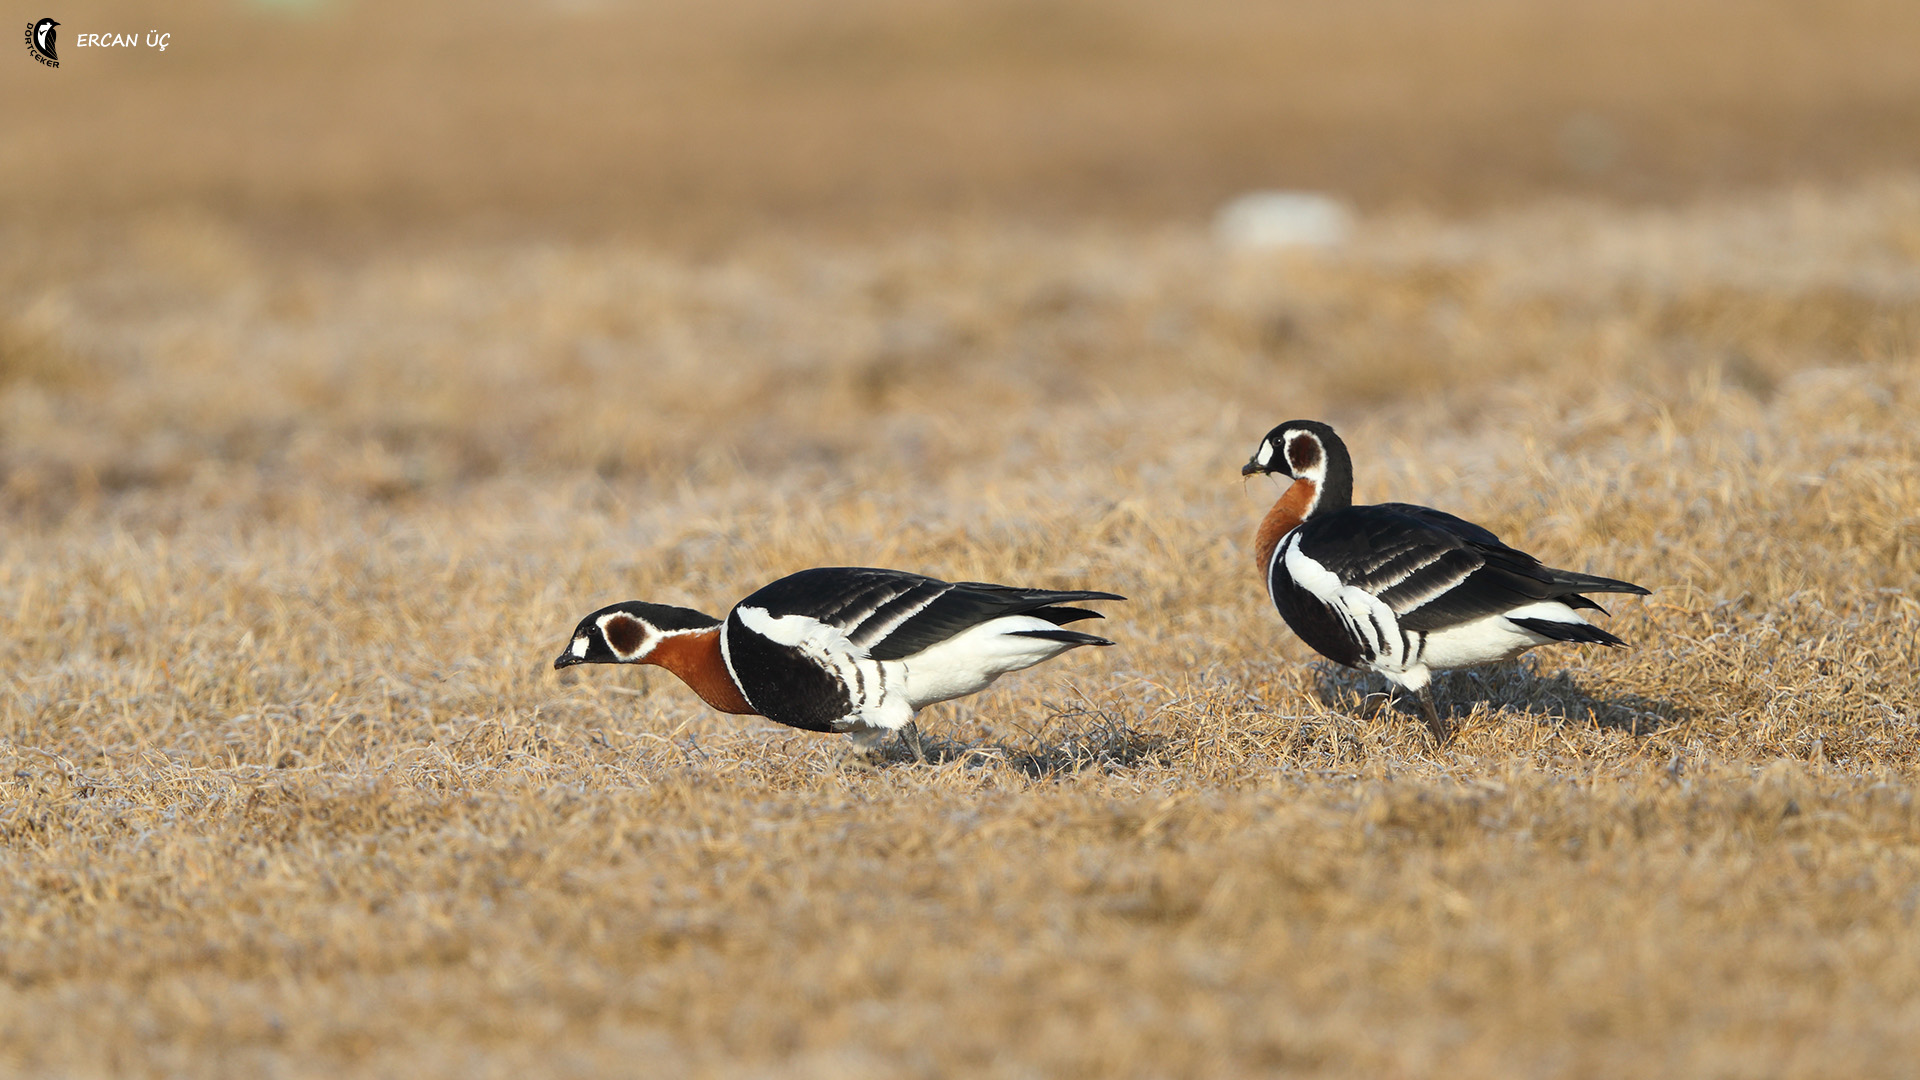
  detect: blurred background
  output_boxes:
[5,0,1919,522]
[7,0,1919,247]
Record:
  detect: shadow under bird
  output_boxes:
[1242,420,1650,743]
[556,566,1124,760]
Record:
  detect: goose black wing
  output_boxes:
[1295,506,1646,633]
[737,567,1123,662]
[1372,502,1506,548]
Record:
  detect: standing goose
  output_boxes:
[1242,420,1649,743]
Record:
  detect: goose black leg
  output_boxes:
[900,721,928,764]
[1418,685,1451,746]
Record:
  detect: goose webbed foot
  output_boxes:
[1357,691,1393,721]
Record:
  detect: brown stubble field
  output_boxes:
[5,1,1920,1077]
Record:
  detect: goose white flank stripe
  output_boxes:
[1243,420,1651,743]
[556,567,1124,761]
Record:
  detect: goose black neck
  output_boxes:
[1311,426,1355,514]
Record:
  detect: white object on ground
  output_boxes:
[1214,191,1354,251]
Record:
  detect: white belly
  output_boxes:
[897,615,1084,709]
[1368,601,1593,691]
[1418,616,1554,669]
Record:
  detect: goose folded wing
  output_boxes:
[737,567,1120,662]
[862,581,1123,661]
[737,566,952,642]
[1298,506,1569,632]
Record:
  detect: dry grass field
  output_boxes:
[6,1,1920,1077]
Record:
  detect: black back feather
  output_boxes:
[1292,505,1649,634]
[867,581,1125,660]
[734,567,1124,662]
